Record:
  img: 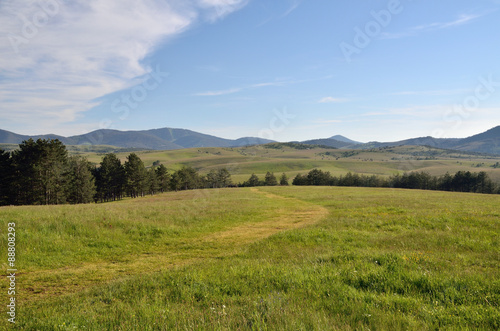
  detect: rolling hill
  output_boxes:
[353,126,500,155]
[0,128,274,150]
[1,125,500,155]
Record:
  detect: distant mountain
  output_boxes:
[328,135,361,145]
[0,128,275,150]
[353,126,500,155]
[301,135,361,149]
[2,125,500,155]
[301,138,353,149]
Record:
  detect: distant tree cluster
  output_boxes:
[292,169,499,194]
[0,139,234,206]
[239,172,288,187]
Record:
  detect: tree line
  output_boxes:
[0,139,233,206]
[291,169,500,194]
[1,139,498,206]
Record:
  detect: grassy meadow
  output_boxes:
[79,144,500,184]
[1,186,499,329]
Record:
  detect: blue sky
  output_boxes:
[1,0,500,142]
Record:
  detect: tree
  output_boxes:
[169,171,181,191]
[11,139,68,205]
[95,154,126,202]
[148,168,159,195]
[0,149,14,205]
[206,168,232,188]
[155,164,170,193]
[264,172,278,186]
[292,174,307,186]
[217,168,232,188]
[279,173,289,186]
[66,156,96,204]
[244,174,261,187]
[176,166,201,190]
[124,153,147,198]
[307,169,332,186]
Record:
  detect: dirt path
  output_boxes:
[19,188,328,303]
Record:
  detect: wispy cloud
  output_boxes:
[0,0,248,134]
[256,0,302,27]
[195,88,243,96]
[281,0,301,18]
[318,97,349,104]
[381,13,486,39]
[388,88,470,96]
[194,79,301,97]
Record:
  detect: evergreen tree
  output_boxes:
[206,168,232,188]
[66,156,96,204]
[264,172,278,186]
[169,171,181,191]
[0,149,14,205]
[11,139,68,205]
[176,166,201,190]
[279,173,289,186]
[155,164,170,193]
[148,168,159,195]
[124,153,147,198]
[40,139,68,205]
[95,154,126,202]
[245,174,261,187]
[217,168,232,188]
[292,174,307,186]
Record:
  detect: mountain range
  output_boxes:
[1,125,500,155]
[0,128,274,150]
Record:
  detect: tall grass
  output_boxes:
[1,187,499,329]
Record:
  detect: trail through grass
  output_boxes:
[1,187,499,330]
[0,188,326,306]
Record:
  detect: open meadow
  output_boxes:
[75,144,500,184]
[1,186,498,330]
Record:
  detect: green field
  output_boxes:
[80,144,500,184]
[1,186,498,329]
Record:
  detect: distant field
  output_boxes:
[0,187,498,329]
[81,144,500,183]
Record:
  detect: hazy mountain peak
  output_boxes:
[328,135,361,144]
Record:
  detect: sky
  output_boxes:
[1,0,500,143]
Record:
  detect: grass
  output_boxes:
[80,145,500,185]
[0,186,498,329]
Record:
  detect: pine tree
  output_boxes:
[11,139,68,205]
[245,174,260,187]
[95,154,126,202]
[66,156,96,204]
[279,173,289,186]
[264,172,278,186]
[176,166,201,190]
[124,153,147,198]
[155,164,170,193]
[0,149,14,205]
[148,168,159,195]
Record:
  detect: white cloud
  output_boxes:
[318,97,349,103]
[0,0,248,134]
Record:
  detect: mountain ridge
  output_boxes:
[0,128,275,150]
[1,125,500,155]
